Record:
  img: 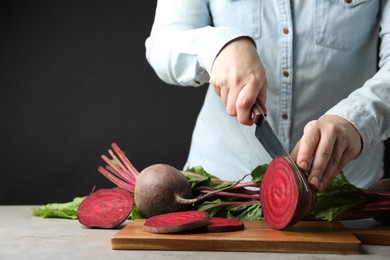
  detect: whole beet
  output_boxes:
[134,164,192,218]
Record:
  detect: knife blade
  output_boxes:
[253,102,290,159]
[252,101,309,191]
[252,101,291,159]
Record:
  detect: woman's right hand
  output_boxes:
[209,37,267,125]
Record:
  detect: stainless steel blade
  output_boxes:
[253,101,290,159]
[255,118,290,159]
[253,101,310,191]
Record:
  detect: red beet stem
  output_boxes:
[334,200,390,221]
[199,190,259,200]
[105,165,136,187]
[111,143,139,179]
[98,166,134,192]
[101,154,134,183]
[175,173,257,205]
[369,191,390,201]
[98,143,140,193]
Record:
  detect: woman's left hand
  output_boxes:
[290,115,362,192]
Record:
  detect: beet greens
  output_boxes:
[97,143,390,224]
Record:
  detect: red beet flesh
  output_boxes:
[77,187,133,228]
[207,217,245,232]
[260,156,315,230]
[143,211,211,233]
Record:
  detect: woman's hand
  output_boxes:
[210,37,267,125]
[291,115,362,192]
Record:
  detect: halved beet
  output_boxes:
[143,211,211,234]
[207,217,245,232]
[77,187,133,228]
[260,156,315,230]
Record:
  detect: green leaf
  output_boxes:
[210,180,237,190]
[196,199,230,217]
[314,172,369,220]
[184,173,211,190]
[227,203,263,220]
[31,197,86,219]
[130,204,145,219]
[184,165,237,191]
[185,165,218,179]
[250,164,268,183]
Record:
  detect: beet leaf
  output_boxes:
[314,173,369,221]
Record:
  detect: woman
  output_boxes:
[145,0,390,191]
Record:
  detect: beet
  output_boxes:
[143,211,211,233]
[99,143,260,219]
[207,217,245,232]
[77,187,133,228]
[98,144,195,218]
[134,164,193,218]
[260,156,315,230]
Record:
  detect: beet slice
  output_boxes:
[143,211,211,234]
[207,217,245,232]
[260,156,315,230]
[77,187,133,228]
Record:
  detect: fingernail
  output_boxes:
[310,176,319,188]
[299,161,308,172]
[319,181,325,191]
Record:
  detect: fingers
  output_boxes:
[295,116,362,192]
[209,37,267,125]
[307,127,337,192]
[236,75,266,125]
[212,76,266,125]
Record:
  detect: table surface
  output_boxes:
[0,206,389,260]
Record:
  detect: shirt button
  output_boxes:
[283,28,289,34]
[281,114,288,120]
[283,71,289,77]
[345,0,352,4]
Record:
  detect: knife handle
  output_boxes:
[252,101,266,126]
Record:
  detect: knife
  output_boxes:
[252,101,309,191]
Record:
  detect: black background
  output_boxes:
[1,1,388,205]
[0,1,207,204]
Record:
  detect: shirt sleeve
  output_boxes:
[145,0,248,87]
[325,0,390,152]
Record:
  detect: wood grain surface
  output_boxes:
[111,220,362,254]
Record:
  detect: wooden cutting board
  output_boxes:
[111,220,362,254]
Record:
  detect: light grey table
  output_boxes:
[0,206,389,260]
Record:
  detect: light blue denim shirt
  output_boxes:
[145,0,390,188]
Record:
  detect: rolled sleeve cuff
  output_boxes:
[198,26,254,75]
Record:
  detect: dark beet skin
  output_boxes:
[77,187,133,228]
[134,164,192,218]
[143,211,211,233]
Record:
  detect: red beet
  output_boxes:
[260,156,315,230]
[143,211,211,233]
[134,164,193,218]
[98,144,194,218]
[77,187,133,228]
[207,217,245,232]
